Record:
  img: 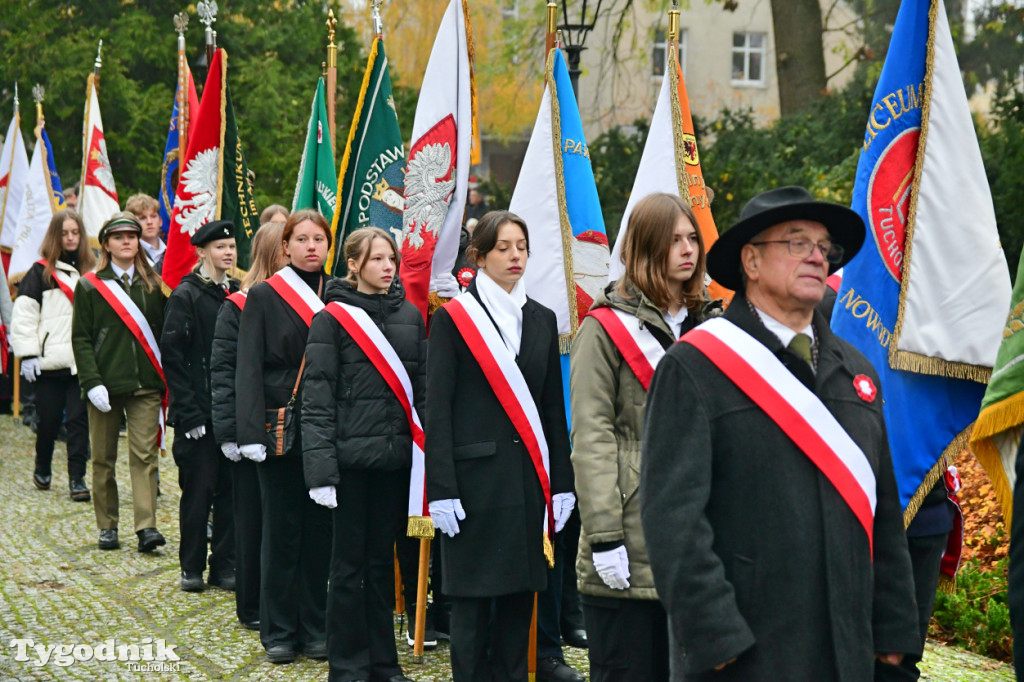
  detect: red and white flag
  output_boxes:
[79,73,120,243]
[164,50,226,289]
[0,93,30,269]
[399,0,476,322]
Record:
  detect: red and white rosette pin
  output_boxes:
[853,374,877,402]
[457,267,476,288]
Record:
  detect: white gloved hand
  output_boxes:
[309,485,338,508]
[185,425,206,440]
[429,498,466,538]
[552,492,576,533]
[593,545,631,590]
[87,385,111,413]
[20,358,41,383]
[239,443,267,462]
[220,442,241,462]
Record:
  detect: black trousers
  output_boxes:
[537,520,568,661]
[327,468,407,681]
[582,595,669,682]
[450,591,535,682]
[173,430,234,576]
[232,457,262,624]
[34,372,89,479]
[1011,438,1024,678]
[560,507,585,633]
[874,531,947,681]
[257,456,331,650]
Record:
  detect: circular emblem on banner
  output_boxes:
[853,374,877,402]
[866,127,919,283]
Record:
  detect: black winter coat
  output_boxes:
[302,279,426,488]
[210,293,246,445]
[160,272,239,432]
[235,269,332,455]
[639,295,919,681]
[425,282,573,598]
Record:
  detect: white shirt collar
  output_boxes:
[663,306,689,339]
[140,239,166,264]
[753,306,814,348]
[110,262,135,282]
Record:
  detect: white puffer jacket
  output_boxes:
[11,260,79,373]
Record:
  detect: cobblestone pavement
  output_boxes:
[0,415,1015,680]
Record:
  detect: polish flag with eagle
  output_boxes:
[79,73,119,244]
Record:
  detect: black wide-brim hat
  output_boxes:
[706,186,866,291]
[191,219,235,247]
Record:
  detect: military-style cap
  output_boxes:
[191,220,235,247]
[98,214,142,242]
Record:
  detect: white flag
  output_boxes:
[0,107,30,251]
[10,130,59,277]
[79,74,119,242]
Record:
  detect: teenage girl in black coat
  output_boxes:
[303,227,425,682]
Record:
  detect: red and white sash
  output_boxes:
[682,317,877,553]
[265,267,324,326]
[585,307,666,391]
[37,259,75,303]
[226,290,247,311]
[323,302,431,537]
[445,293,555,561]
[83,272,168,448]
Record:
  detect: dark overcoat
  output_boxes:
[235,270,332,455]
[425,281,573,598]
[301,278,427,487]
[210,295,244,446]
[639,294,919,682]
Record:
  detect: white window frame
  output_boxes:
[731,32,767,87]
[652,28,687,81]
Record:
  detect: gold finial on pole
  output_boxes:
[32,84,44,135]
[668,0,680,43]
[325,6,339,158]
[326,9,338,68]
[545,2,558,56]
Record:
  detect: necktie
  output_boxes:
[120,273,131,290]
[788,333,813,368]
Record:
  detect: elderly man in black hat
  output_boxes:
[639,187,919,681]
[160,220,239,592]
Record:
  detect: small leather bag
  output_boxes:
[265,355,305,457]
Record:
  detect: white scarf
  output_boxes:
[475,268,527,356]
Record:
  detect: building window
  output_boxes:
[652,28,687,80]
[731,32,766,85]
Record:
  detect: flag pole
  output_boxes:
[0,85,20,240]
[80,42,103,219]
[326,9,338,161]
[668,1,679,52]
[198,0,218,75]
[412,538,430,663]
[545,2,557,57]
[174,12,190,185]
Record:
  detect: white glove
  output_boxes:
[429,498,466,538]
[593,545,631,590]
[87,385,111,413]
[220,442,241,462]
[185,425,206,440]
[20,358,41,382]
[309,485,338,508]
[552,492,576,533]
[239,443,267,462]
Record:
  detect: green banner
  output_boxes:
[327,37,406,274]
[221,84,258,270]
[292,77,338,224]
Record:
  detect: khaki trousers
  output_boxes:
[89,389,161,532]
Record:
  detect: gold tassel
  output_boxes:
[971,393,1024,442]
[407,516,435,540]
[937,573,956,593]
[543,534,555,568]
[970,435,1016,532]
[902,424,973,527]
[889,349,991,384]
[428,292,451,315]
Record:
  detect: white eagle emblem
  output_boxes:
[91,135,117,196]
[174,147,219,237]
[402,142,455,250]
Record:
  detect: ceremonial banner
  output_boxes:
[327,37,405,275]
[292,77,338,225]
[79,73,119,244]
[831,0,1010,524]
[165,49,257,288]
[10,123,63,278]
[158,74,199,239]
[970,248,1024,528]
[610,41,730,301]
[513,48,608,415]
[0,96,30,268]
[399,0,476,322]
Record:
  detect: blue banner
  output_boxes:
[40,128,64,208]
[158,85,181,239]
[831,0,984,513]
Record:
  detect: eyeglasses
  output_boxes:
[750,238,845,264]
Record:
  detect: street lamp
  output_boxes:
[558,0,604,102]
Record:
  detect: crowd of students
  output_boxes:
[9,189,851,682]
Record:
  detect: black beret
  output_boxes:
[191,220,235,247]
